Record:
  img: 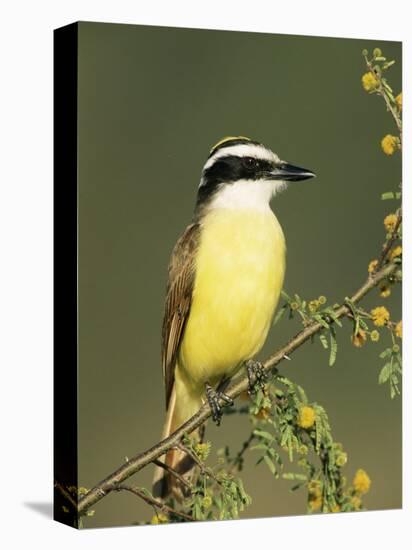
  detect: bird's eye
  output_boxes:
[244,157,258,169]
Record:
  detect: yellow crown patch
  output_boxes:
[210,136,251,155]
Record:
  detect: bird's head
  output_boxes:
[196,136,315,214]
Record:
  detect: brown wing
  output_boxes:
[162,223,200,409]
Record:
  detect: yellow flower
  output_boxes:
[309,495,323,512]
[194,442,211,461]
[368,259,378,273]
[390,245,402,261]
[381,134,398,155]
[395,320,402,338]
[298,444,308,455]
[353,469,371,494]
[202,495,212,509]
[254,405,271,421]
[370,330,380,342]
[371,306,390,327]
[396,92,402,110]
[308,300,319,313]
[352,329,367,348]
[362,71,379,92]
[336,452,348,467]
[297,406,316,429]
[351,495,362,510]
[318,296,327,305]
[331,503,341,513]
[308,480,322,495]
[151,513,168,524]
[384,213,398,232]
[379,283,391,298]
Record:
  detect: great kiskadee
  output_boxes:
[153,136,315,499]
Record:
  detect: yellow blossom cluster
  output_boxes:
[194,442,211,461]
[336,451,348,467]
[381,134,399,155]
[368,259,378,273]
[297,405,316,429]
[395,320,402,338]
[352,329,367,348]
[379,282,391,298]
[396,92,402,110]
[390,245,402,261]
[384,213,398,232]
[308,296,326,313]
[370,306,390,327]
[254,404,271,421]
[351,495,362,510]
[202,495,212,509]
[308,480,323,512]
[353,469,371,494]
[151,513,168,524]
[362,71,379,92]
[370,330,380,342]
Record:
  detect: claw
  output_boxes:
[245,359,268,395]
[205,382,233,426]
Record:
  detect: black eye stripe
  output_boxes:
[197,154,275,212]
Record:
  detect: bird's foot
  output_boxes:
[205,382,233,426]
[246,359,268,395]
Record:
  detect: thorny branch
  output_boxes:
[113,484,193,522]
[74,258,398,517]
[377,210,402,270]
[364,55,402,141]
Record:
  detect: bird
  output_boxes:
[152,136,315,499]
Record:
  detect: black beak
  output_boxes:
[268,162,316,182]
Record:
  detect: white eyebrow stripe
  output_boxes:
[203,143,278,171]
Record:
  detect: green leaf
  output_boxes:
[319,333,329,349]
[282,472,307,481]
[378,363,391,384]
[379,348,391,359]
[253,429,273,441]
[329,327,338,367]
[263,455,277,476]
[251,443,269,451]
[273,304,287,325]
[381,191,395,200]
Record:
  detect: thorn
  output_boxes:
[283,354,291,361]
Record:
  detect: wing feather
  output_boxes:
[162,223,200,408]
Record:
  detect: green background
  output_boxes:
[77,22,402,528]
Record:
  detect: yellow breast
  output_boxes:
[178,208,286,388]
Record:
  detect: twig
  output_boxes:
[377,209,402,270]
[365,57,402,141]
[54,481,78,510]
[176,443,221,485]
[228,432,256,474]
[76,260,397,517]
[114,484,193,522]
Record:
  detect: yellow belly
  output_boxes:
[178,208,286,390]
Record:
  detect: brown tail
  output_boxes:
[152,385,202,500]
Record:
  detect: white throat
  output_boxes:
[207,179,287,212]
